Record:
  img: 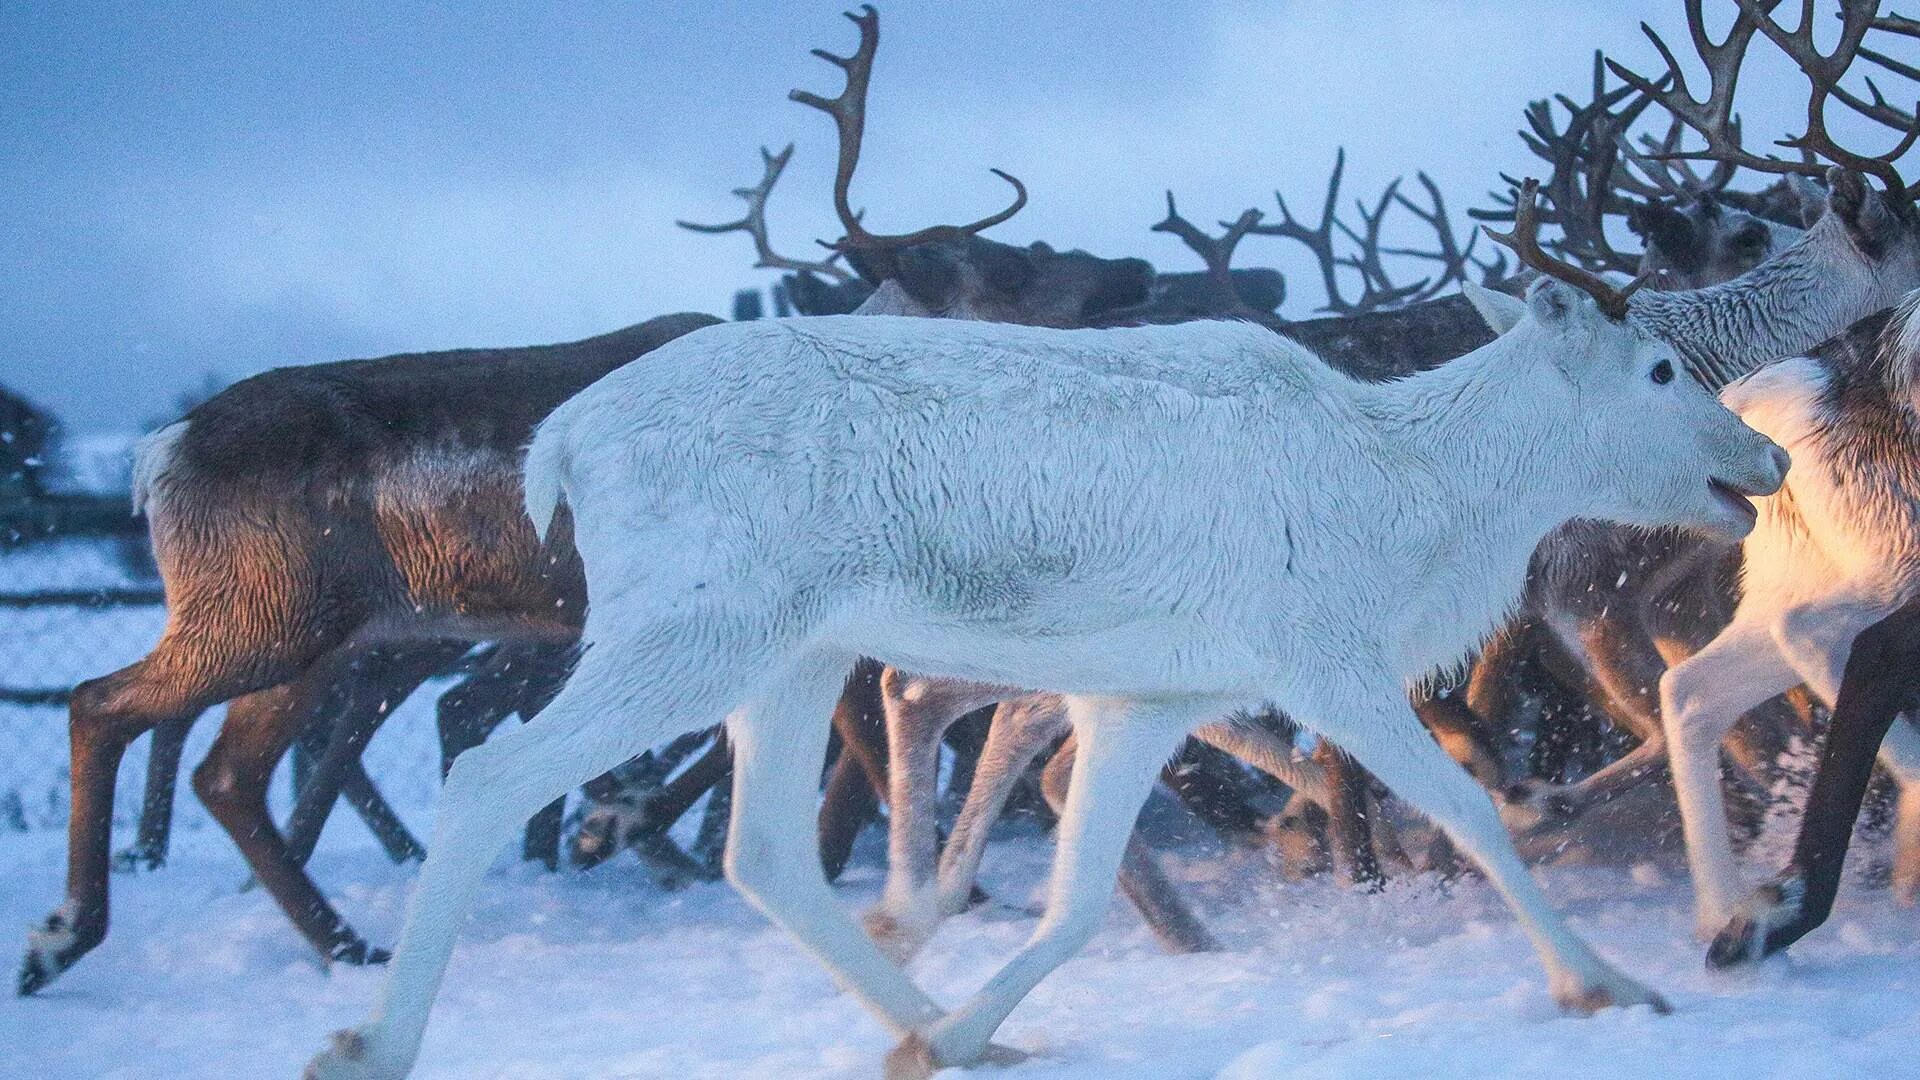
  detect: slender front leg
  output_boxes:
[1658,620,1799,934]
[866,672,1010,962]
[1711,599,1920,965]
[1316,686,1667,1014]
[894,696,1202,1078]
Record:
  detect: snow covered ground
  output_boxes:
[4,786,1919,1079]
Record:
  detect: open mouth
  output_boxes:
[1708,478,1759,521]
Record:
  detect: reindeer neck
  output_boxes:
[1349,329,1583,558]
[1631,214,1888,392]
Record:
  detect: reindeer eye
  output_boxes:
[1651,359,1675,385]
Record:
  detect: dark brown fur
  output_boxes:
[20,312,719,995]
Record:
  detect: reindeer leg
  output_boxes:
[283,645,460,869]
[197,648,391,966]
[1662,619,1803,934]
[1314,739,1385,890]
[119,716,192,872]
[818,657,888,880]
[22,622,318,995]
[1045,735,1218,955]
[899,697,1209,1075]
[866,671,1010,963]
[1711,599,1920,965]
[1162,738,1267,839]
[936,695,1070,920]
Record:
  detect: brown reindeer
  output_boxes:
[19,313,719,995]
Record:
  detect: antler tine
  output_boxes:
[1153,191,1266,315]
[677,144,854,283]
[1332,178,1431,309]
[1381,172,1487,300]
[1605,0,1823,180]
[1736,0,1916,199]
[1251,149,1384,314]
[789,4,1028,253]
[1484,178,1651,321]
[1475,54,1660,273]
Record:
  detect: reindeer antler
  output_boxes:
[1152,192,1268,318]
[1609,0,1918,206]
[1473,53,1662,274]
[1253,150,1431,313]
[1382,173,1509,296]
[791,5,1028,253]
[677,144,853,282]
[1484,178,1652,320]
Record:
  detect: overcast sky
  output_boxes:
[4,1,1901,433]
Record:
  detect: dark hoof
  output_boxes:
[17,952,53,996]
[1707,875,1809,970]
[328,939,390,967]
[113,845,167,873]
[20,908,93,996]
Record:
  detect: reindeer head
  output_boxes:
[1475,180,1788,540]
[686,6,1153,329]
[1607,0,1920,291]
[1628,194,1789,289]
[847,237,1154,327]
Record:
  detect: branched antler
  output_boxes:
[677,145,853,282]
[790,5,1028,252]
[1381,173,1509,297]
[1253,150,1434,313]
[1609,0,1918,205]
[1474,53,1663,273]
[1485,178,1652,320]
[1152,192,1268,317]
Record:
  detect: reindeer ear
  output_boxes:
[1463,280,1526,334]
[1789,176,1828,228]
[1525,279,1579,325]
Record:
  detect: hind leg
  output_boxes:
[21,626,316,995]
[898,696,1211,1075]
[1043,734,1218,956]
[727,651,947,1034]
[197,649,395,965]
[866,672,1012,962]
[120,716,192,871]
[306,628,933,1079]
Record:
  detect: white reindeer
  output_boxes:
[304,180,1789,1077]
[1660,291,1920,938]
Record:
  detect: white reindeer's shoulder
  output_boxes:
[1720,356,1828,448]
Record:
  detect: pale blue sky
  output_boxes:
[3,1,1900,432]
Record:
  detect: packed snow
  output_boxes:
[3,707,1918,1080]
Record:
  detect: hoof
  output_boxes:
[1552,969,1670,1016]
[19,906,91,996]
[1706,876,1808,969]
[327,939,391,967]
[883,1033,1027,1080]
[16,951,54,997]
[112,845,166,873]
[303,1028,407,1080]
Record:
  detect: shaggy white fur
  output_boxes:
[308,282,1786,1079]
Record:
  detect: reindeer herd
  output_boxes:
[13,3,1920,1078]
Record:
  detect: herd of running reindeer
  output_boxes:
[14,2,1920,1077]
